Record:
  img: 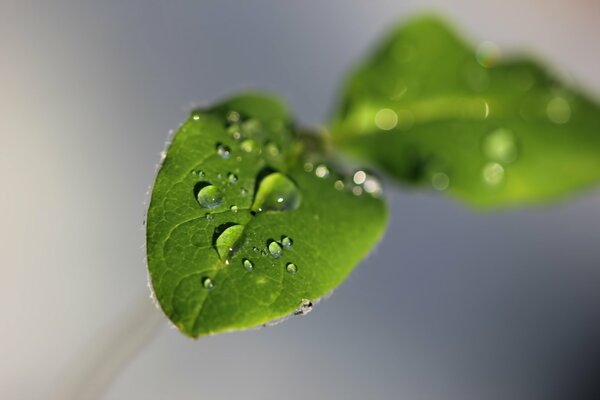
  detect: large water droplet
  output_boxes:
[267,240,282,258]
[483,128,518,163]
[201,277,214,290]
[214,224,245,261]
[294,299,313,316]
[242,259,254,271]
[286,263,298,274]
[546,97,571,124]
[482,162,505,185]
[281,236,293,249]
[251,172,301,212]
[196,185,224,209]
[216,143,231,159]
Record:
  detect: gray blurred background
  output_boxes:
[2,1,600,399]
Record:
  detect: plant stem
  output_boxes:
[51,293,165,400]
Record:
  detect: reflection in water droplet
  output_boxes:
[374,108,398,130]
[281,236,293,249]
[228,173,238,184]
[546,97,571,124]
[215,224,245,261]
[483,128,518,163]
[252,172,301,212]
[268,241,282,258]
[240,139,256,153]
[216,143,231,159]
[482,162,505,185]
[431,172,450,191]
[201,277,214,290]
[294,299,313,315]
[315,164,330,178]
[286,263,298,274]
[476,41,501,68]
[196,185,224,209]
[242,259,254,271]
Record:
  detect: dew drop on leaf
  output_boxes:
[196,185,224,209]
[251,172,301,212]
[281,236,293,249]
[201,277,215,290]
[315,164,330,178]
[240,139,257,153]
[285,262,298,274]
[482,162,505,185]
[294,299,313,315]
[265,141,280,157]
[242,259,254,271]
[214,224,245,261]
[227,173,238,184]
[267,240,283,258]
[483,128,518,163]
[216,143,231,159]
[431,172,450,191]
[546,97,571,124]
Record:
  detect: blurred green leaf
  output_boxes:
[146,93,387,338]
[332,16,600,206]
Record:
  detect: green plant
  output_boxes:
[146,16,600,338]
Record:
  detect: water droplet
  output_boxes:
[265,141,280,157]
[286,263,298,274]
[363,175,383,197]
[431,172,450,191]
[253,246,260,253]
[191,169,205,178]
[482,162,505,185]
[315,164,330,178]
[230,205,238,213]
[303,162,314,172]
[334,180,345,190]
[216,173,223,180]
[226,110,240,123]
[240,139,257,153]
[242,259,254,271]
[241,119,262,136]
[227,125,242,141]
[294,299,313,315]
[240,188,248,197]
[353,171,367,185]
[267,241,282,258]
[196,185,224,209]
[546,97,571,124]
[352,186,363,196]
[201,277,214,290]
[374,108,398,130]
[216,143,231,159]
[476,41,501,68]
[251,172,301,212]
[204,213,214,221]
[228,173,238,184]
[192,114,200,121]
[214,224,245,261]
[281,236,293,249]
[483,128,518,163]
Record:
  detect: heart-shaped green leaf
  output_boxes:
[146,93,387,338]
[332,16,600,206]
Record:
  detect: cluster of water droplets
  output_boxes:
[304,161,383,198]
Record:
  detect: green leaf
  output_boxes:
[146,93,387,338]
[331,15,600,206]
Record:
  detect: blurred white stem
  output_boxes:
[51,294,165,400]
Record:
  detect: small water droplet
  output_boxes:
[214,224,245,261]
[261,250,267,256]
[201,277,214,290]
[281,236,293,249]
[476,41,501,68]
[482,162,505,185]
[294,299,313,315]
[216,143,231,159]
[303,162,314,172]
[267,241,282,258]
[226,110,240,123]
[230,205,238,213]
[353,171,366,185]
[431,172,450,191]
[192,115,200,121]
[196,185,224,209]
[352,186,363,196]
[286,263,298,274]
[240,139,256,153]
[265,141,280,157]
[253,246,260,253]
[252,172,301,212]
[241,188,248,197]
[483,128,518,163]
[242,258,254,271]
[216,173,223,180]
[334,180,345,190]
[374,108,398,130]
[546,97,571,124]
[363,175,383,197]
[204,213,214,221]
[228,173,238,184]
[315,164,330,178]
